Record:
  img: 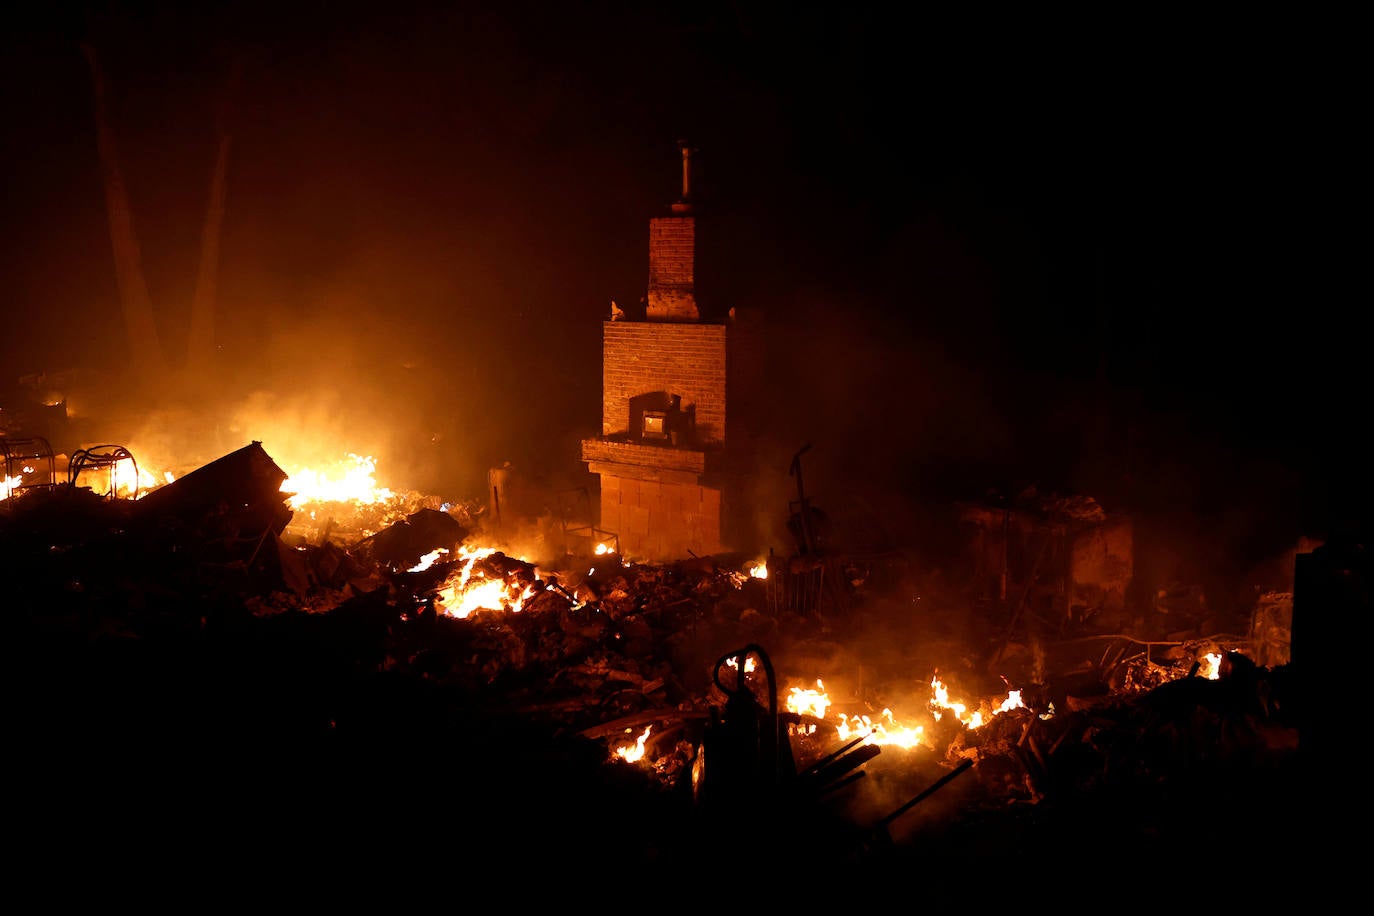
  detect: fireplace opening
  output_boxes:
[631,391,694,447]
[642,409,668,440]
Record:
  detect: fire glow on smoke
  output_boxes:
[3,447,392,505]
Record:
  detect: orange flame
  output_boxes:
[780,672,1031,752]
[836,709,927,749]
[111,457,171,498]
[281,454,392,509]
[723,655,758,675]
[614,725,653,762]
[787,680,830,720]
[0,474,21,499]
[434,545,537,619]
[409,549,446,572]
[1200,652,1222,679]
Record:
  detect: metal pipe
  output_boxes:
[679,140,691,200]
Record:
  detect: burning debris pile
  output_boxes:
[4,440,1303,888]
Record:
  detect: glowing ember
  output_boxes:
[281,454,393,509]
[614,725,652,762]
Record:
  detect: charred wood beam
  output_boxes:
[799,730,870,780]
[579,708,710,740]
[798,743,882,793]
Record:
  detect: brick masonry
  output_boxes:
[646,216,698,321]
[595,472,723,559]
[599,321,728,444]
[581,438,706,476]
[581,324,728,558]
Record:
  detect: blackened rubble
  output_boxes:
[3,443,1311,893]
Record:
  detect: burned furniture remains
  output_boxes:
[68,444,138,499]
[1,436,57,500]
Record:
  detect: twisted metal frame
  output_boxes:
[68,444,138,500]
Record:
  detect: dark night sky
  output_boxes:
[1,3,1360,571]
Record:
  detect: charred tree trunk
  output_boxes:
[79,41,168,391]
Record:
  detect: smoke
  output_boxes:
[732,287,1020,562]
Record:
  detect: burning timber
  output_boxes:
[3,441,1307,892]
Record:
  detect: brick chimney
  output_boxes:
[645,140,699,322]
[579,142,759,562]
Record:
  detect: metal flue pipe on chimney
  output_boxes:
[678,139,693,203]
